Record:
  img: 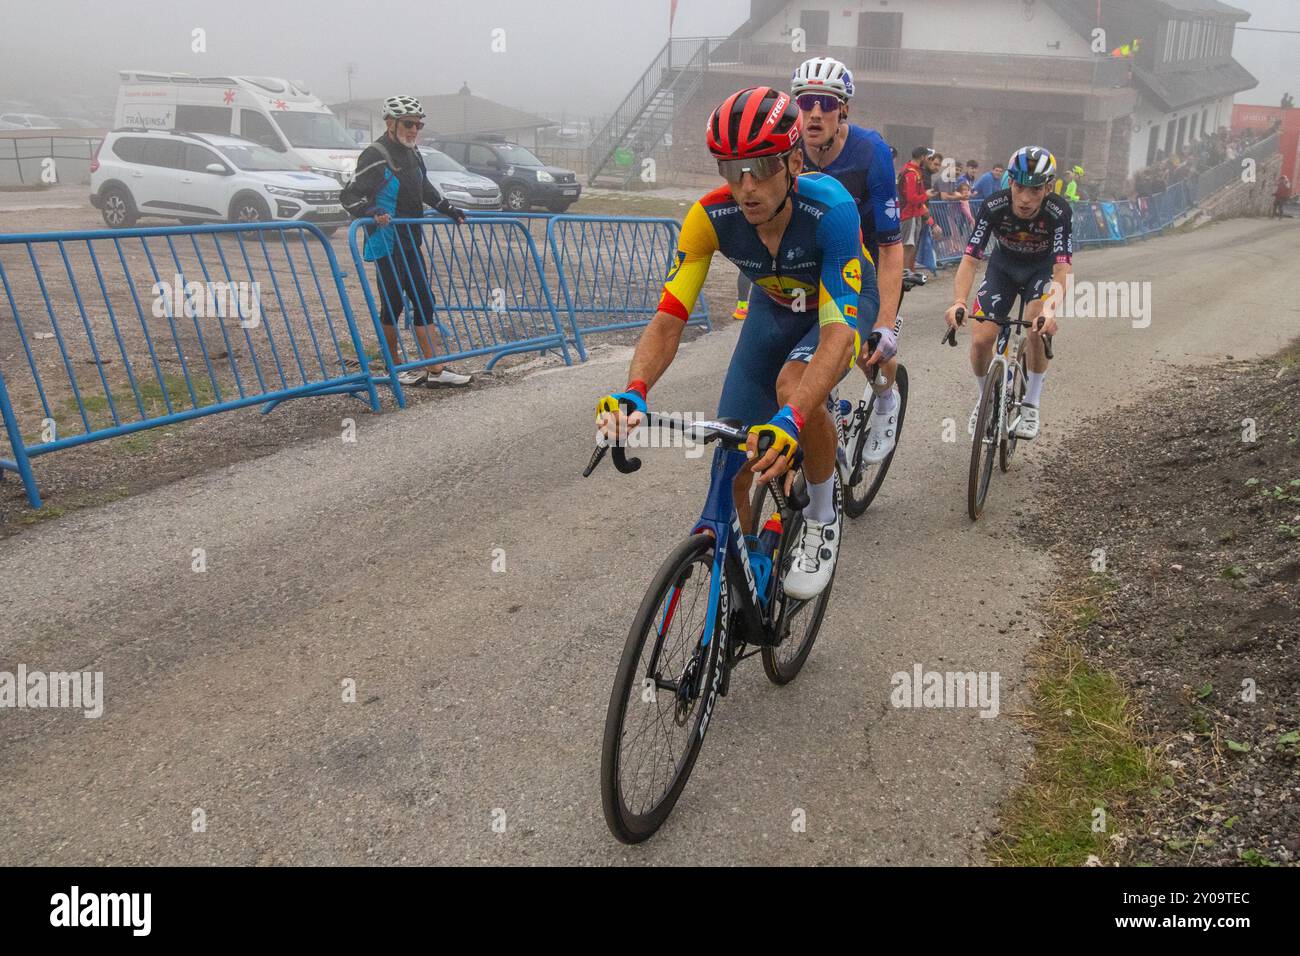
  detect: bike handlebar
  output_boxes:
[941,306,1054,359]
[584,412,809,510]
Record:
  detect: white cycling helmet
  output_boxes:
[791,57,855,100]
[382,95,425,119]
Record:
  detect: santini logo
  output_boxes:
[50,886,151,936]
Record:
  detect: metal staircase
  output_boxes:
[586,38,716,187]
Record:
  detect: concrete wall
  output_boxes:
[1198,152,1282,220]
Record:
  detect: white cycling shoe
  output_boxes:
[862,385,900,464]
[1015,403,1040,440]
[427,368,472,387]
[783,508,841,600]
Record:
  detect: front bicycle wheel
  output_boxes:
[967,371,1001,521]
[761,473,837,685]
[600,533,724,843]
[1000,345,1027,472]
[843,364,909,518]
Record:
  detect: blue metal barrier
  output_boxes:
[346,216,571,408]
[0,221,378,508]
[545,215,711,360]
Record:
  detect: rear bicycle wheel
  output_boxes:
[600,533,724,843]
[1000,345,1027,472]
[761,473,837,685]
[843,364,909,518]
[967,371,1002,521]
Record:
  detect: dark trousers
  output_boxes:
[375,233,436,327]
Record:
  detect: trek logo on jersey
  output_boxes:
[665,250,686,282]
[841,258,862,293]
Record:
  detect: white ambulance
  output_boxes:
[115,72,361,183]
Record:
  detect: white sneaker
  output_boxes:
[397,369,427,387]
[862,386,900,463]
[783,508,842,600]
[426,368,472,387]
[1015,403,1040,440]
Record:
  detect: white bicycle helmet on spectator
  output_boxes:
[382,95,425,119]
[791,57,855,100]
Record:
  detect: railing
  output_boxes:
[345,217,571,408]
[545,215,709,360]
[0,221,378,508]
[586,37,720,184]
[724,42,1132,91]
[0,133,104,188]
[1192,131,1280,202]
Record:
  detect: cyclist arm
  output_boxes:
[946,204,995,324]
[623,200,717,396]
[865,136,903,332]
[1042,201,1074,322]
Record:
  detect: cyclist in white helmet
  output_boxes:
[788,56,906,464]
[342,94,471,388]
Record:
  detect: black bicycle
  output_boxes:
[587,415,837,843]
[942,301,1054,520]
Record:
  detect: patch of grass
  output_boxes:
[68,372,219,433]
[989,570,1154,867]
[989,640,1154,866]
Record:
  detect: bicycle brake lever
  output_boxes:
[582,442,608,478]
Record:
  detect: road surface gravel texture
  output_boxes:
[0,216,1296,864]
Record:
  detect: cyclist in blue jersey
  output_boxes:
[597,88,879,599]
[789,56,905,464]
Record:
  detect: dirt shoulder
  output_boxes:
[998,341,1300,866]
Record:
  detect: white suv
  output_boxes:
[90,129,346,234]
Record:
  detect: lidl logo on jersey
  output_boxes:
[665,251,686,281]
[841,258,862,293]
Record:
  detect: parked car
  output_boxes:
[417,147,501,211]
[433,135,580,212]
[0,113,58,129]
[90,128,346,233]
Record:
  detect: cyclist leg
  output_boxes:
[780,321,847,598]
[970,259,1013,413]
[1016,265,1055,438]
[717,294,816,533]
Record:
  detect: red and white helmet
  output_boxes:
[706,87,802,160]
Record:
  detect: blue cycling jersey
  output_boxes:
[801,125,902,263]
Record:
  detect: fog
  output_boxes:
[0,0,1295,119]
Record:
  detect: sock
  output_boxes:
[974,373,988,404]
[1025,370,1047,406]
[806,475,837,524]
[873,387,897,414]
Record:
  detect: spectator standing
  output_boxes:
[971,163,1004,200]
[342,95,472,388]
[898,147,942,271]
[1275,174,1292,218]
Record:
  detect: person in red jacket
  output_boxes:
[1274,174,1292,218]
[899,146,942,271]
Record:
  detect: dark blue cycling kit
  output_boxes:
[802,124,902,264]
[965,189,1073,319]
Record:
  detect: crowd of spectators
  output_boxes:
[1126,120,1282,200]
